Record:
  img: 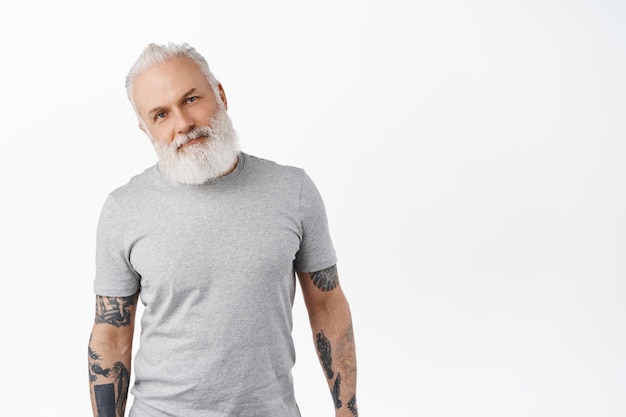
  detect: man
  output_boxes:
[88,42,358,417]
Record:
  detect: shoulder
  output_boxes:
[244,153,305,178]
[98,165,160,217]
[107,165,159,201]
[242,153,310,188]
[238,154,323,207]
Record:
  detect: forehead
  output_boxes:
[132,56,213,113]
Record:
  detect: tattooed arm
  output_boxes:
[297,265,358,417]
[88,293,138,417]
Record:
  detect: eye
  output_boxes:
[154,111,166,121]
[186,96,198,103]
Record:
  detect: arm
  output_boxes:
[297,265,358,417]
[88,293,138,417]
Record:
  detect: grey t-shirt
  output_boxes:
[94,153,337,417]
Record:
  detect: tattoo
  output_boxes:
[348,394,358,416]
[89,347,110,381]
[95,295,136,327]
[112,362,130,417]
[309,265,339,291]
[332,372,342,409]
[94,384,116,417]
[316,330,334,379]
[89,347,130,417]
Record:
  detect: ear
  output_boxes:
[138,123,147,134]
[217,83,228,110]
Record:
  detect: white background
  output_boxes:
[1,1,624,416]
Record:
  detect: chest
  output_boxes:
[124,191,302,297]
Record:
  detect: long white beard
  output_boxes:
[150,109,241,185]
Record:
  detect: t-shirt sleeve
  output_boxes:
[293,171,337,273]
[93,194,141,297]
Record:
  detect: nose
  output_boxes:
[174,108,195,134]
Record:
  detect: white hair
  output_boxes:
[149,107,241,184]
[125,42,222,124]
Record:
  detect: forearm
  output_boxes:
[309,295,358,416]
[88,330,132,417]
[88,294,137,417]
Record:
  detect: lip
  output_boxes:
[179,136,207,150]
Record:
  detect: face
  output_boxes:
[132,56,226,147]
[131,56,240,184]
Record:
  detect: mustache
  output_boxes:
[173,126,213,150]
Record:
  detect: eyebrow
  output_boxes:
[148,88,198,117]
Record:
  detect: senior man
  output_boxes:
[87,42,358,417]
